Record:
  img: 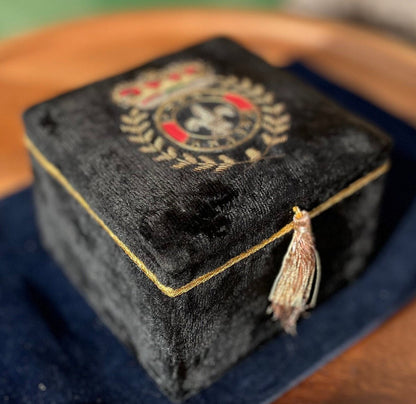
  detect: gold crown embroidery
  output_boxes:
[112,61,290,172]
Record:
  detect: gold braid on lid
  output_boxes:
[267,206,321,335]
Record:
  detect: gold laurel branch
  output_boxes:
[263,112,290,126]
[120,122,151,134]
[194,156,217,171]
[153,146,177,162]
[171,153,240,172]
[139,144,158,153]
[215,154,237,172]
[218,75,239,89]
[265,123,290,136]
[170,147,287,172]
[121,110,148,126]
[245,148,262,162]
[262,103,285,115]
[262,133,289,147]
[262,121,291,135]
[139,136,165,154]
[240,77,252,90]
[153,136,164,151]
[261,109,291,147]
[253,91,274,105]
[126,129,154,144]
[247,84,266,97]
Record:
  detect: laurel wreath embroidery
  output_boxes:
[118,75,290,172]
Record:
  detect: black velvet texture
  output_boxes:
[24,38,391,401]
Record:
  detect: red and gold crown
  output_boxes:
[112,61,214,110]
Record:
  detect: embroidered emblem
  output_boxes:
[112,61,290,171]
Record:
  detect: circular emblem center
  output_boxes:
[154,89,261,152]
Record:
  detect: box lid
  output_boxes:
[23,37,391,296]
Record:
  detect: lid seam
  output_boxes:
[24,134,390,297]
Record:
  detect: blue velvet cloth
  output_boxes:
[1,65,416,404]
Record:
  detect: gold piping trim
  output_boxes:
[24,135,390,297]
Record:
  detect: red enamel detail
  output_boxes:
[168,73,181,81]
[223,93,254,110]
[184,66,197,74]
[145,80,161,88]
[120,87,141,96]
[162,122,189,143]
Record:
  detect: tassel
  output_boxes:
[267,206,321,335]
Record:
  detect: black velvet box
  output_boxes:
[23,38,391,401]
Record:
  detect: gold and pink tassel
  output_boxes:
[267,206,321,335]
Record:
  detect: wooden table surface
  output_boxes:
[1,10,415,404]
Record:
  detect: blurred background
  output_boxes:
[1,0,416,42]
[1,3,416,404]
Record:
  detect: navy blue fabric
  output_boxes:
[1,65,416,404]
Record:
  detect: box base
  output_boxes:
[1,64,415,403]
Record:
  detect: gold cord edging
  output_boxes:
[24,135,390,297]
